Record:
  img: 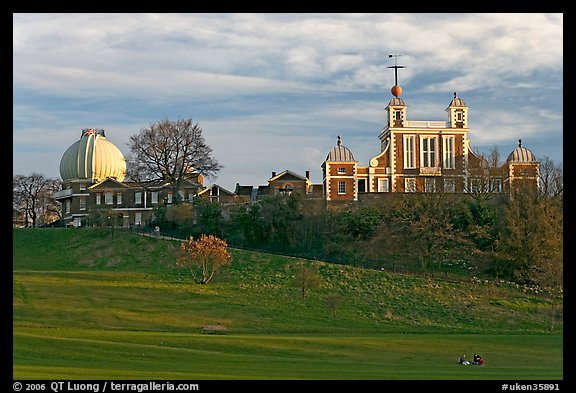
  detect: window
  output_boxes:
[405,178,416,193]
[420,136,437,168]
[79,197,86,210]
[456,111,463,122]
[378,178,389,192]
[65,200,71,214]
[357,179,366,193]
[444,178,455,193]
[491,179,503,193]
[167,193,173,204]
[443,136,455,169]
[338,167,346,174]
[135,212,142,226]
[96,193,101,205]
[105,192,113,205]
[135,192,142,204]
[151,191,158,204]
[395,111,402,121]
[79,183,86,191]
[117,193,122,205]
[469,178,482,193]
[403,135,416,168]
[338,181,346,194]
[520,168,529,176]
[179,191,186,201]
[424,178,436,193]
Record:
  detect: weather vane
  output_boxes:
[387,54,405,86]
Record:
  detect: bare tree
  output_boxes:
[13,174,61,227]
[538,156,563,199]
[126,117,222,203]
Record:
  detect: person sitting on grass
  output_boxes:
[473,354,485,365]
[459,354,470,365]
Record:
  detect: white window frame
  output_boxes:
[96,193,101,205]
[443,136,455,169]
[420,136,438,168]
[403,135,416,169]
[338,181,346,194]
[491,179,503,193]
[105,192,114,205]
[65,200,71,214]
[424,178,436,193]
[338,167,346,174]
[151,191,158,204]
[378,178,389,193]
[405,178,416,193]
[117,192,122,205]
[79,197,86,210]
[135,192,142,204]
[443,178,455,193]
[135,212,142,226]
[167,192,173,204]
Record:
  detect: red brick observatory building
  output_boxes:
[322,83,539,201]
[54,80,540,226]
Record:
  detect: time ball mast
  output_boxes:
[388,54,405,97]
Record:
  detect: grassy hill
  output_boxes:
[13,228,563,380]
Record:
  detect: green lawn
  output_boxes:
[13,228,563,380]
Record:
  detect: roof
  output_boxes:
[269,169,308,182]
[446,92,468,109]
[325,135,356,162]
[386,97,406,107]
[197,184,234,196]
[60,129,126,182]
[506,140,537,163]
[235,184,254,196]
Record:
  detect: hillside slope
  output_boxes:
[13,228,561,335]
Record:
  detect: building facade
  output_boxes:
[322,88,540,201]
[55,85,541,225]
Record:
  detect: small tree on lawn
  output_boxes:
[291,260,323,299]
[177,234,232,284]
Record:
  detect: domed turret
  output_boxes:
[60,128,126,182]
[506,139,537,163]
[325,135,356,162]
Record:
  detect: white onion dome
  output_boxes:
[326,135,356,162]
[506,139,537,163]
[59,128,126,182]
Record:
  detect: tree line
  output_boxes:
[13,117,563,294]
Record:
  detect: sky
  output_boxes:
[13,13,563,191]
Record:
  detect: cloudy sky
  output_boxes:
[13,13,563,191]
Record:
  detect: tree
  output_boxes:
[13,174,61,227]
[324,293,343,318]
[495,192,562,283]
[177,234,232,284]
[290,260,323,299]
[538,156,563,199]
[126,117,222,203]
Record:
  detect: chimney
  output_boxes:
[305,170,310,180]
[272,171,276,178]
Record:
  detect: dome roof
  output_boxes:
[326,135,356,162]
[506,139,537,163]
[447,92,467,108]
[60,128,126,182]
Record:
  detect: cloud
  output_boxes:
[13,13,563,188]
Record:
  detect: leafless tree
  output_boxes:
[538,156,563,199]
[13,174,61,227]
[126,117,222,203]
